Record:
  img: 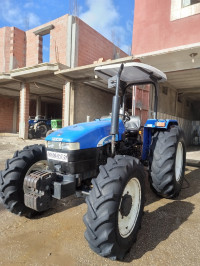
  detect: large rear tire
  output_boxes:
[0,145,47,217]
[84,155,145,260]
[149,125,186,198]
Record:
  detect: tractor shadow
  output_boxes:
[144,167,200,206]
[125,200,194,262]
[177,167,200,200]
[32,195,85,219]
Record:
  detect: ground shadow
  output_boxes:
[186,146,200,152]
[32,195,85,220]
[125,200,194,262]
[177,168,200,200]
[144,166,200,207]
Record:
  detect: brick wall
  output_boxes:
[77,18,127,66]
[26,15,68,66]
[0,14,127,69]
[0,27,26,72]
[26,31,42,66]
[49,15,68,65]
[0,96,15,132]
[0,27,11,72]
[11,27,26,69]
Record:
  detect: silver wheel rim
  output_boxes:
[175,142,183,182]
[118,177,141,238]
[26,160,48,175]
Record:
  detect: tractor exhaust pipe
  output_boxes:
[110,64,124,156]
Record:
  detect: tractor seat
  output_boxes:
[125,116,141,131]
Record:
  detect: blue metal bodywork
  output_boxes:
[142,119,178,160]
[29,119,51,127]
[45,118,125,150]
[46,116,178,159]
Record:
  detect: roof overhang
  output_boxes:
[0,73,12,83]
[0,63,68,102]
[136,42,200,73]
[11,62,68,79]
[55,56,137,93]
[135,43,200,101]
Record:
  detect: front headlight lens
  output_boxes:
[61,142,80,150]
[47,141,61,149]
[46,141,80,150]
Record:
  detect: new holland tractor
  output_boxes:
[0,62,186,260]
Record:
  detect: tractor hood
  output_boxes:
[45,118,125,149]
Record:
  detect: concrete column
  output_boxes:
[45,103,48,118]
[19,82,30,139]
[66,15,79,68]
[62,81,74,127]
[12,99,18,133]
[69,84,74,125]
[36,96,41,116]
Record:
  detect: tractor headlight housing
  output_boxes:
[61,142,80,150]
[46,141,80,151]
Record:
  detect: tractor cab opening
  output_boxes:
[95,62,167,156]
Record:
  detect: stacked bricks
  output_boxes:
[10,27,26,69]
[38,35,43,63]
[49,15,68,65]
[77,18,127,66]
[26,30,42,66]
[0,96,15,132]
[26,15,68,66]
[0,27,11,72]
[0,14,127,70]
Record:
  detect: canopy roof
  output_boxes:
[94,62,167,85]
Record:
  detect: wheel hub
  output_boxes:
[118,177,141,238]
[119,194,132,217]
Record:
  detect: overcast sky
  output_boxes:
[0,0,135,58]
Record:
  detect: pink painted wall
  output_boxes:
[132,0,200,55]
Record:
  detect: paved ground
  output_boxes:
[0,136,200,266]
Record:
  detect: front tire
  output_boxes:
[149,125,186,198]
[84,155,145,260]
[0,145,47,217]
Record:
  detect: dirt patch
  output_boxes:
[0,136,200,265]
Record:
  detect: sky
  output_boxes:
[0,0,135,61]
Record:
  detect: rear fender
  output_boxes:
[142,119,178,160]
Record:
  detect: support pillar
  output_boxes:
[12,99,18,133]
[36,96,41,116]
[45,103,48,119]
[62,81,74,127]
[19,82,30,139]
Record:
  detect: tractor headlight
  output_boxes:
[61,142,80,150]
[47,141,62,149]
[46,141,80,151]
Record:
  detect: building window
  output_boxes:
[182,0,200,7]
[43,34,50,62]
[171,0,200,21]
[33,24,54,63]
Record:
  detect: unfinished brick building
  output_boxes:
[0,14,127,138]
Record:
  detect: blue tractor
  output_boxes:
[28,115,51,139]
[0,62,185,260]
